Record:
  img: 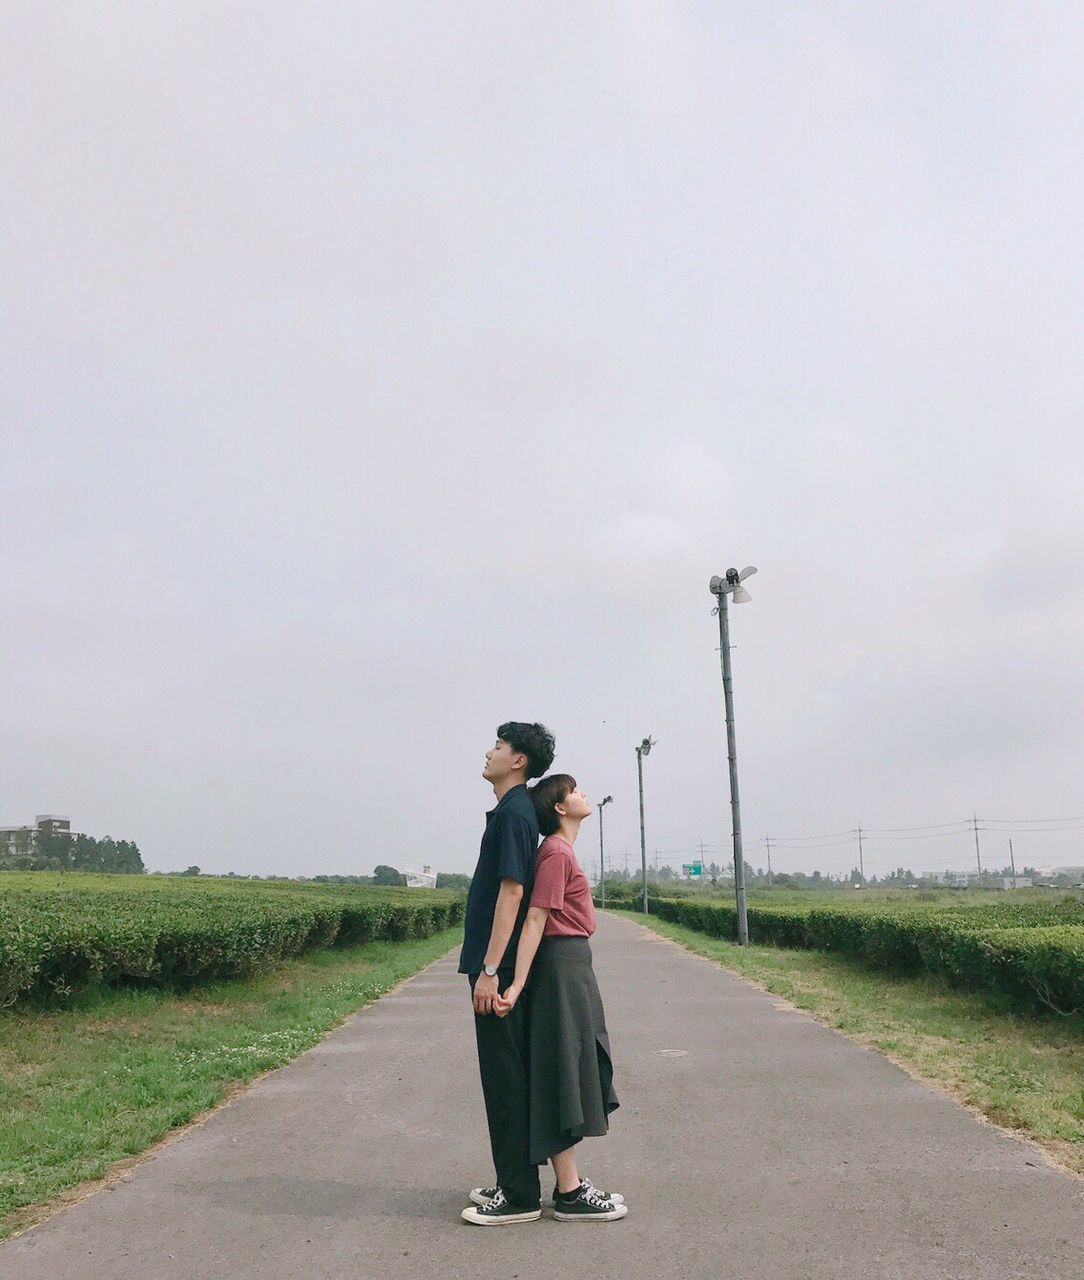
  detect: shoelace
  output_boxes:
[581,1185,614,1209]
[486,1189,507,1211]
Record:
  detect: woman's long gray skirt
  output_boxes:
[527,935,619,1166]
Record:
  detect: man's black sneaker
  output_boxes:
[553,1182,628,1222]
[461,1187,542,1226]
[550,1177,624,1207]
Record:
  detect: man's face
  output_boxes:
[483,738,526,784]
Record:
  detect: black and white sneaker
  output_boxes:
[551,1177,624,1207]
[461,1187,542,1226]
[553,1182,628,1222]
[470,1177,624,1208]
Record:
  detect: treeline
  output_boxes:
[0,832,144,874]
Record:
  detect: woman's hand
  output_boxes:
[493,982,523,1018]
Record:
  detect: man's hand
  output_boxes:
[473,971,500,1015]
[493,981,522,1018]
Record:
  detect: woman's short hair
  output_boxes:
[530,773,577,837]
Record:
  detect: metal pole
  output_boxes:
[716,590,749,945]
[973,812,982,883]
[857,823,865,883]
[638,747,648,914]
[765,835,773,888]
[599,802,606,908]
[1009,838,1017,890]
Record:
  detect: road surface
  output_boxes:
[3,910,1081,1279]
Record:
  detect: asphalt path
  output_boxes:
[4,910,1082,1279]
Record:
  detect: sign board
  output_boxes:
[682,862,703,878]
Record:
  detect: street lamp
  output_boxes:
[597,795,613,907]
[709,566,756,946]
[636,736,656,914]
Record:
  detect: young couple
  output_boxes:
[458,721,625,1226]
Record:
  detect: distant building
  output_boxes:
[0,815,71,854]
[405,864,437,889]
[1001,877,1033,890]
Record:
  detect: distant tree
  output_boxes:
[182,865,201,876]
[373,864,407,886]
[436,872,471,890]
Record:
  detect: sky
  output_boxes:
[3,3,1083,881]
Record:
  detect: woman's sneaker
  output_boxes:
[553,1182,628,1222]
[461,1187,542,1226]
[550,1177,624,1207]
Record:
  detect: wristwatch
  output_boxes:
[483,963,498,978]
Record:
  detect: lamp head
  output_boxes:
[639,736,655,756]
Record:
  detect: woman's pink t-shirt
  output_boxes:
[530,835,597,937]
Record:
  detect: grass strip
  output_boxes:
[0,925,461,1239]
[623,912,1084,1177]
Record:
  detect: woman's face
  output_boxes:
[558,785,592,821]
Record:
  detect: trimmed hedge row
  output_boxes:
[606,896,1084,1014]
[0,887,464,1007]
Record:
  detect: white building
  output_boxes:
[405,864,437,889]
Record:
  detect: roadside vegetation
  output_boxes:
[603,885,1084,1014]
[0,873,463,1008]
[0,874,466,1239]
[0,922,462,1240]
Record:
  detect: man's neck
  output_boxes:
[555,818,582,846]
[491,773,527,802]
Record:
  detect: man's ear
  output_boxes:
[512,752,529,775]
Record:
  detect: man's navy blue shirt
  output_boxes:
[458,784,539,975]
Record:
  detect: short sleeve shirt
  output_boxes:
[529,835,597,937]
[458,784,539,974]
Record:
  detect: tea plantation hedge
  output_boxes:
[0,878,465,1006]
[606,894,1084,1015]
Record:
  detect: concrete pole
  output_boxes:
[716,591,749,945]
[637,746,649,914]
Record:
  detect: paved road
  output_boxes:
[4,911,1082,1279]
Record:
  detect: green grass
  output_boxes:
[624,912,1084,1178]
[0,925,461,1239]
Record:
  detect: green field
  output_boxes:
[604,886,1084,1016]
[0,873,467,1238]
[0,873,465,1008]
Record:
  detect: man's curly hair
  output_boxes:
[497,721,556,781]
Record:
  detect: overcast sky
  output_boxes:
[3,4,1083,881]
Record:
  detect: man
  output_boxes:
[459,721,555,1226]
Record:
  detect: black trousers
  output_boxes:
[469,974,541,1209]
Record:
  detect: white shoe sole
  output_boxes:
[553,1204,629,1222]
[461,1207,542,1226]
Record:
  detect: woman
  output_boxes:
[494,773,626,1222]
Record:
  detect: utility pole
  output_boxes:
[973,812,983,883]
[636,737,655,913]
[710,568,755,946]
[597,795,613,908]
[857,823,865,883]
[764,835,773,888]
[1009,838,1017,890]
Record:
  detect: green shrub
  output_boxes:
[0,880,465,1007]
